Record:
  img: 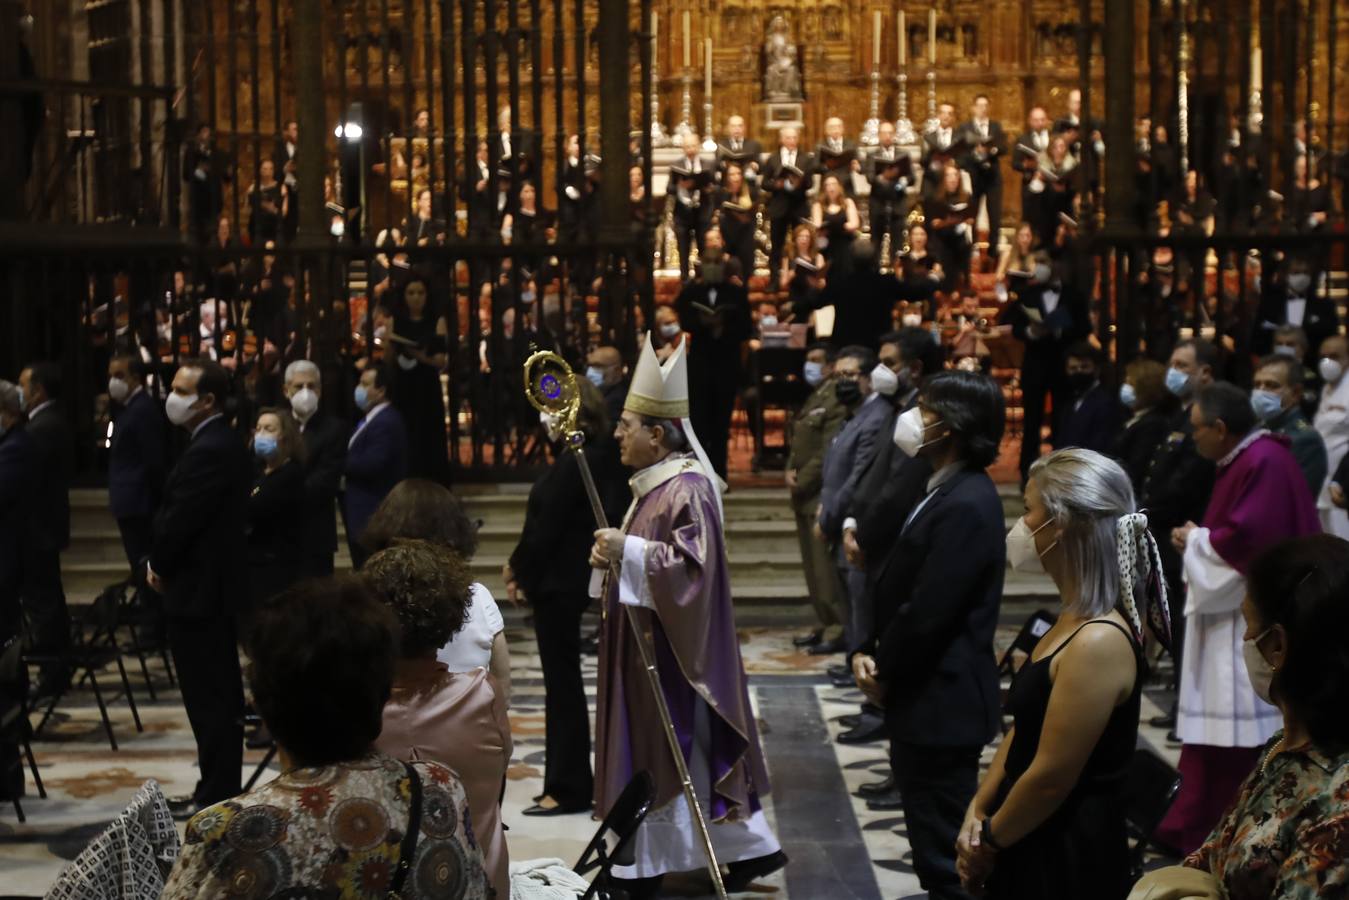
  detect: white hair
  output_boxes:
[284,359,320,386]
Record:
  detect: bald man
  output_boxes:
[670,132,713,280]
[717,115,763,182]
[816,116,860,194]
[763,127,816,274]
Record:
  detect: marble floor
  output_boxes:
[0,608,1181,898]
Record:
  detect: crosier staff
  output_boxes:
[522,349,729,900]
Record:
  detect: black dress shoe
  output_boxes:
[858,775,895,797]
[837,721,886,744]
[1166,729,1182,746]
[167,794,202,821]
[865,789,904,811]
[831,674,858,689]
[1149,712,1177,729]
[860,702,884,717]
[838,714,861,729]
[724,850,790,892]
[808,637,847,656]
[827,664,850,679]
[792,630,823,648]
[521,801,590,817]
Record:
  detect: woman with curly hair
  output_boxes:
[366,541,513,900]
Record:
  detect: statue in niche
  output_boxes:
[762,15,804,101]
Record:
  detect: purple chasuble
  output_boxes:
[1203,433,1321,573]
[594,461,771,824]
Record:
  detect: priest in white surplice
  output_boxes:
[1155,384,1321,854]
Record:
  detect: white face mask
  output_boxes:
[108,377,130,403]
[660,322,681,339]
[1319,357,1345,385]
[1242,629,1275,705]
[1006,516,1056,573]
[901,312,923,328]
[289,386,319,421]
[165,392,199,427]
[870,363,900,397]
[892,406,941,458]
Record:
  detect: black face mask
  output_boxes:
[835,379,862,406]
[1067,371,1095,394]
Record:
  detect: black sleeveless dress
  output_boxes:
[819,206,855,282]
[986,619,1143,900]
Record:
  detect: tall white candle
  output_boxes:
[929,8,937,65]
[1251,46,1262,86]
[873,11,882,66]
[898,11,906,66]
[705,38,713,98]
[683,10,691,68]
[651,12,658,73]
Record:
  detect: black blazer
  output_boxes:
[149,417,252,619]
[25,402,74,553]
[108,390,168,521]
[0,427,38,607]
[762,150,815,219]
[850,400,933,564]
[870,467,1005,747]
[815,269,932,352]
[1109,406,1175,500]
[955,120,1007,184]
[247,459,305,606]
[300,412,347,559]
[1251,285,1340,366]
[1006,282,1090,364]
[509,437,629,599]
[1054,384,1122,454]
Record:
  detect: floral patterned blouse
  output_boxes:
[1185,732,1349,899]
[161,751,490,899]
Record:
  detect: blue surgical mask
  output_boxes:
[1119,383,1137,409]
[354,385,370,411]
[585,366,605,388]
[803,361,825,387]
[1165,366,1190,397]
[1250,389,1283,422]
[1273,344,1299,359]
[253,433,279,459]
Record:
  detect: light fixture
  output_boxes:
[334,122,363,140]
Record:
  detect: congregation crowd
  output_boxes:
[3,84,1349,900]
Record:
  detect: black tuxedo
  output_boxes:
[22,403,74,668]
[108,389,167,572]
[869,465,1004,896]
[1006,281,1090,480]
[149,415,250,806]
[299,411,347,577]
[1015,129,1053,239]
[813,267,935,353]
[273,138,300,240]
[762,148,815,272]
[921,128,961,196]
[677,278,752,477]
[1251,285,1341,370]
[669,155,713,280]
[716,138,763,180]
[815,139,859,193]
[183,142,230,243]
[495,130,536,182]
[956,119,1007,248]
[867,145,915,255]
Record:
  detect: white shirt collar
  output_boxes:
[28,399,55,420]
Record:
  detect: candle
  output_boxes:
[873,10,881,66]
[683,10,691,68]
[929,9,937,65]
[1251,46,1262,86]
[898,11,906,66]
[652,12,658,72]
[705,38,713,98]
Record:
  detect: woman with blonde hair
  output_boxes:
[811,172,860,283]
[958,448,1170,899]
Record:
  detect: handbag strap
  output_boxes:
[389,762,423,898]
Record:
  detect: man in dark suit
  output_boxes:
[816,347,891,660]
[1054,341,1122,453]
[17,363,74,698]
[1251,257,1340,369]
[762,127,815,277]
[344,365,408,569]
[669,132,713,281]
[676,248,752,479]
[853,371,1007,900]
[283,360,346,578]
[183,124,230,244]
[810,239,935,352]
[1015,107,1052,242]
[956,95,1007,251]
[107,353,167,575]
[495,106,536,184]
[716,114,763,183]
[145,359,251,815]
[1006,254,1091,483]
[816,116,861,194]
[867,122,915,256]
[922,103,961,199]
[274,119,300,242]
[0,381,36,644]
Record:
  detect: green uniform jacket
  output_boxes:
[1269,405,1329,497]
[787,378,848,513]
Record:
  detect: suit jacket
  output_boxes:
[786,379,848,511]
[0,426,38,609]
[921,129,962,187]
[25,402,74,552]
[850,396,933,564]
[1109,406,1175,499]
[1251,286,1340,365]
[867,146,915,201]
[300,412,347,559]
[1140,403,1214,594]
[1054,383,1122,454]
[716,138,763,177]
[149,417,252,619]
[762,149,815,220]
[816,268,932,352]
[870,467,1004,747]
[956,120,1007,184]
[816,140,858,189]
[108,390,167,520]
[1005,281,1090,365]
[343,404,409,546]
[818,395,892,542]
[676,280,752,373]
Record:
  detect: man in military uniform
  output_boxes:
[1252,354,1328,497]
[786,343,848,651]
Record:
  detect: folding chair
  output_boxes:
[1124,746,1183,879]
[575,770,656,900]
[111,581,176,701]
[997,608,1058,679]
[0,636,46,823]
[27,589,143,751]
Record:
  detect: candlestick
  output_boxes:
[703,38,716,151]
[683,10,691,68]
[650,11,668,147]
[705,37,712,97]
[929,9,937,65]
[895,71,916,144]
[898,11,906,66]
[873,10,881,66]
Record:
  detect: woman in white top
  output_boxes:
[361,479,511,703]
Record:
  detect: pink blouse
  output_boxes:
[377,660,513,899]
